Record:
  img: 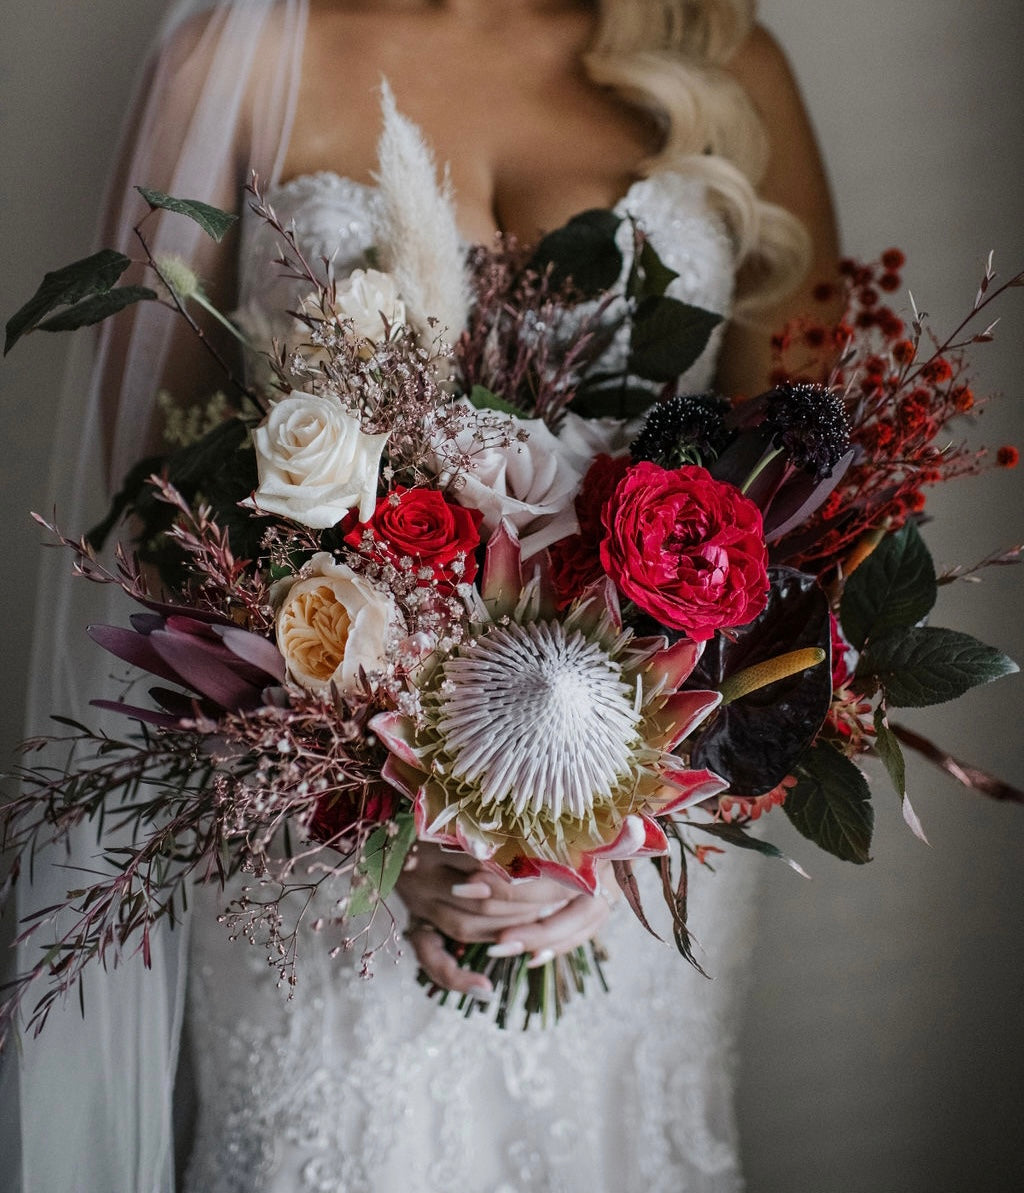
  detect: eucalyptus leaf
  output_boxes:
[38,286,157,332]
[628,296,722,382]
[859,626,1019,707]
[136,187,238,242]
[840,521,937,650]
[529,209,623,296]
[5,248,131,353]
[785,741,874,864]
[467,384,522,416]
[347,813,417,917]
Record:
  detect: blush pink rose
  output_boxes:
[599,461,768,640]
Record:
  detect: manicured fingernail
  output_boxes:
[526,948,556,969]
[537,899,569,919]
[487,940,526,958]
[469,984,495,1001]
[452,881,491,899]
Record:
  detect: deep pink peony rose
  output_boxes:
[599,461,768,640]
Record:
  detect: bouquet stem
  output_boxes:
[417,937,610,1030]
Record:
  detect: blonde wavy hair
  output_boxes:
[586,0,811,317]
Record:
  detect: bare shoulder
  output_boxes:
[723,24,811,135]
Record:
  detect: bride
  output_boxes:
[7,1,839,1190]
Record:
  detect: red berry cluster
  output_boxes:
[770,251,1017,572]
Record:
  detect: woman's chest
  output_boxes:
[281,8,661,243]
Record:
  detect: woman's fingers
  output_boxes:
[489,887,615,959]
[404,921,493,997]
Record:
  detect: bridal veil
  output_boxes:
[5,3,309,1189]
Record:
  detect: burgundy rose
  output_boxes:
[550,453,631,608]
[344,486,483,589]
[309,786,398,844]
[599,461,768,640]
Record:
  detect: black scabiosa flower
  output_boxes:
[631,392,734,468]
[758,383,850,478]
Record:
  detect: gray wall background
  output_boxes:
[1,2,1021,1189]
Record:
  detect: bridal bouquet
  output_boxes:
[3,103,1021,1035]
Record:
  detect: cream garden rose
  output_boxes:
[334,268,406,343]
[274,553,399,695]
[245,392,388,528]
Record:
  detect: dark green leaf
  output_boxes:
[840,522,937,650]
[628,295,722,382]
[859,626,1019,707]
[872,706,906,798]
[689,819,810,877]
[38,286,156,332]
[136,187,238,242]
[568,379,656,420]
[529,209,623,296]
[467,384,522,416]
[5,248,131,353]
[689,568,833,796]
[784,741,874,864]
[628,237,679,300]
[348,813,416,916]
[873,707,929,842]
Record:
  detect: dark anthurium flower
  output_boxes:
[685,568,833,796]
[88,612,286,727]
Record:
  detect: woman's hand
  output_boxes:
[395,843,617,996]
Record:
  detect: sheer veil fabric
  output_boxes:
[8,4,307,1189]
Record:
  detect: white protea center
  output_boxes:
[431,620,642,821]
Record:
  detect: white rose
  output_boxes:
[334,269,406,343]
[274,553,399,695]
[245,392,388,528]
[433,402,585,558]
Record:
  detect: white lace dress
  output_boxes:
[183,170,757,1193]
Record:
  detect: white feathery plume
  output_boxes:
[373,80,469,342]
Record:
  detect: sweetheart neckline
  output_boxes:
[265,168,699,244]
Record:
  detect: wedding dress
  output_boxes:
[182,167,759,1193]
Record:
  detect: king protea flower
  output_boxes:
[371,522,727,893]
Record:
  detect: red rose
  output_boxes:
[599,461,768,640]
[344,486,483,589]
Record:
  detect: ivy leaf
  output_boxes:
[5,248,132,353]
[37,286,157,332]
[136,187,238,242]
[347,813,417,917]
[839,521,937,650]
[467,384,522,417]
[628,295,722,382]
[859,626,1019,707]
[784,741,874,864]
[529,209,623,296]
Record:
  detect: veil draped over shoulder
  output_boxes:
[6,3,309,1189]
